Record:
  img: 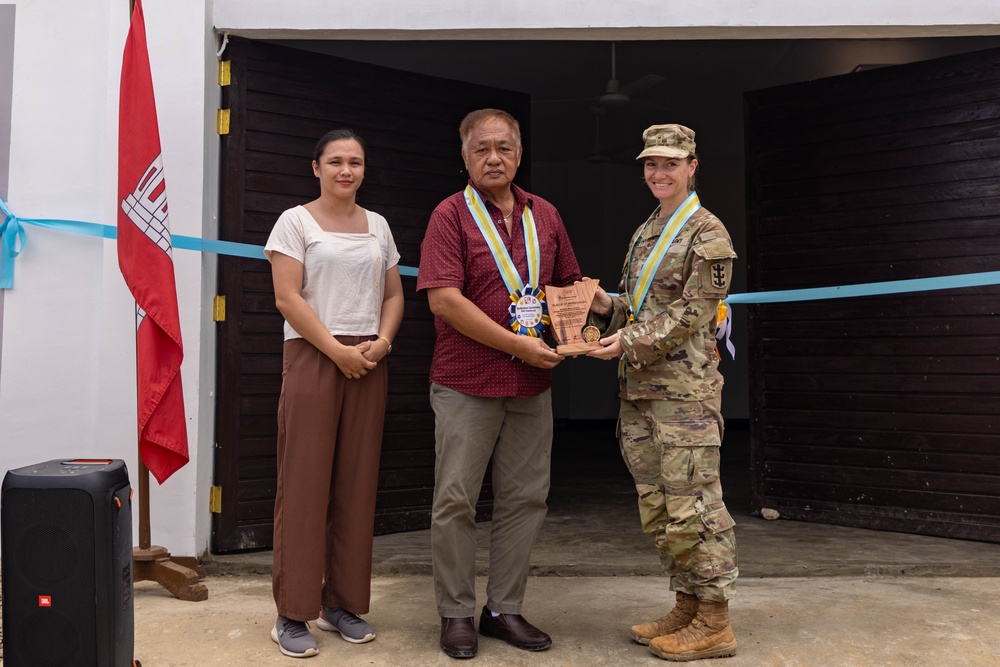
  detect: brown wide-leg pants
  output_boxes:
[272,336,387,622]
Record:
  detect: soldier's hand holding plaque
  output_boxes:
[544,278,603,356]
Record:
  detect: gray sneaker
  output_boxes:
[316,607,376,644]
[271,615,319,658]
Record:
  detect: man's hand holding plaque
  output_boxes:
[544,278,604,356]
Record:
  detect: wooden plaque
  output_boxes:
[545,278,603,356]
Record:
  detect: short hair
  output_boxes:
[312,128,367,163]
[459,109,521,152]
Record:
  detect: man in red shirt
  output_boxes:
[418,109,583,659]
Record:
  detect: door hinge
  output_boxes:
[216,109,230,135]
[209,485,222,513]
[218,60,231,86]
[213,295,226,322]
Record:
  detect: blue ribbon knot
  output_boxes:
[1,199,29,289]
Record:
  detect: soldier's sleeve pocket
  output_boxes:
[701,505,736,534]
[692,239,737,261]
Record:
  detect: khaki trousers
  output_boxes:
[272,337,387,621]
[429,383,552,618]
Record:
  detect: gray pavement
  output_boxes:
[129,425,1000,666]
[135,573,1000,667]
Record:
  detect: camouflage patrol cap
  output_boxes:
[636,124,696,160]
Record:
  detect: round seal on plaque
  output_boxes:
[582,325,601,342]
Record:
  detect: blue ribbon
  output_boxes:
[0,197,264,289]
[0,198,26,289]
[723,272,1000,305]
[0,197,419,289]
[2,198,997,301]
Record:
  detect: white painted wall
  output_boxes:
[1,0,215,557]
[214,0,1000,38]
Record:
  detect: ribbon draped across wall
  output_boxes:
[0,197,265,288]
[1,195,996,304]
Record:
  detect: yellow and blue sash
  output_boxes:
[464,185,549,337]
[619,192,701,376]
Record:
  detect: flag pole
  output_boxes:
[125,0,206,602]
[138,458,150,548]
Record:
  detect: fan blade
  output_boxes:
[532,96,599,106]
[620,74,665,96]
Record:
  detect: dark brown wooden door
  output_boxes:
[745,47,1000,542]
[212,37,530,552]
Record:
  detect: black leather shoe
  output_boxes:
[478,606,552,651]
[440,617,477,659]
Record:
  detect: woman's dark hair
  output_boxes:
[313,129,367,163]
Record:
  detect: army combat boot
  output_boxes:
[649,599,737,661]
[630,592,699,645]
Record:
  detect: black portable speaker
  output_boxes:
[1,459,135,667]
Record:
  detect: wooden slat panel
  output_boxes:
[212,37,527,552]
[761,477,1000,516]
[762,443,1000,476]
[762,426,1000,455]
[762,372,1000,396]
[745,46,1000,543]
[762,409,996,435]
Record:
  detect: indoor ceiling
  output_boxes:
[279,37,1000,163]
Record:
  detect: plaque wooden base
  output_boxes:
[555,340,604,356]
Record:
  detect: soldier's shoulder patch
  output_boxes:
[699,258,732,296]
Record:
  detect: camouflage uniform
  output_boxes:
[595,205,738,602]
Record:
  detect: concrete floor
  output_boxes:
[123,425,1000,665]
[133,574,1000,667]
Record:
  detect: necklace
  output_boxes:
[488,195,514,221]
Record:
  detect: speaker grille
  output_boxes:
[2,487,97,666]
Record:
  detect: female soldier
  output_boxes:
[588,124,738,662]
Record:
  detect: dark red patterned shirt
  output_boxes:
[417,181,583,397]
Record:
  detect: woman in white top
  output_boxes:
[264,129,403,658]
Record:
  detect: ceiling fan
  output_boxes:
[596,42,665,106]
[532,42,665,109]
[586,106,631,164]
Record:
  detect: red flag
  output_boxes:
[117,0,189,484]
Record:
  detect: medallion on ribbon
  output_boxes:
[464,185,549,337]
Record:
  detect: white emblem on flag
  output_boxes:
[135,303,147,332]
[121,154,172,255]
